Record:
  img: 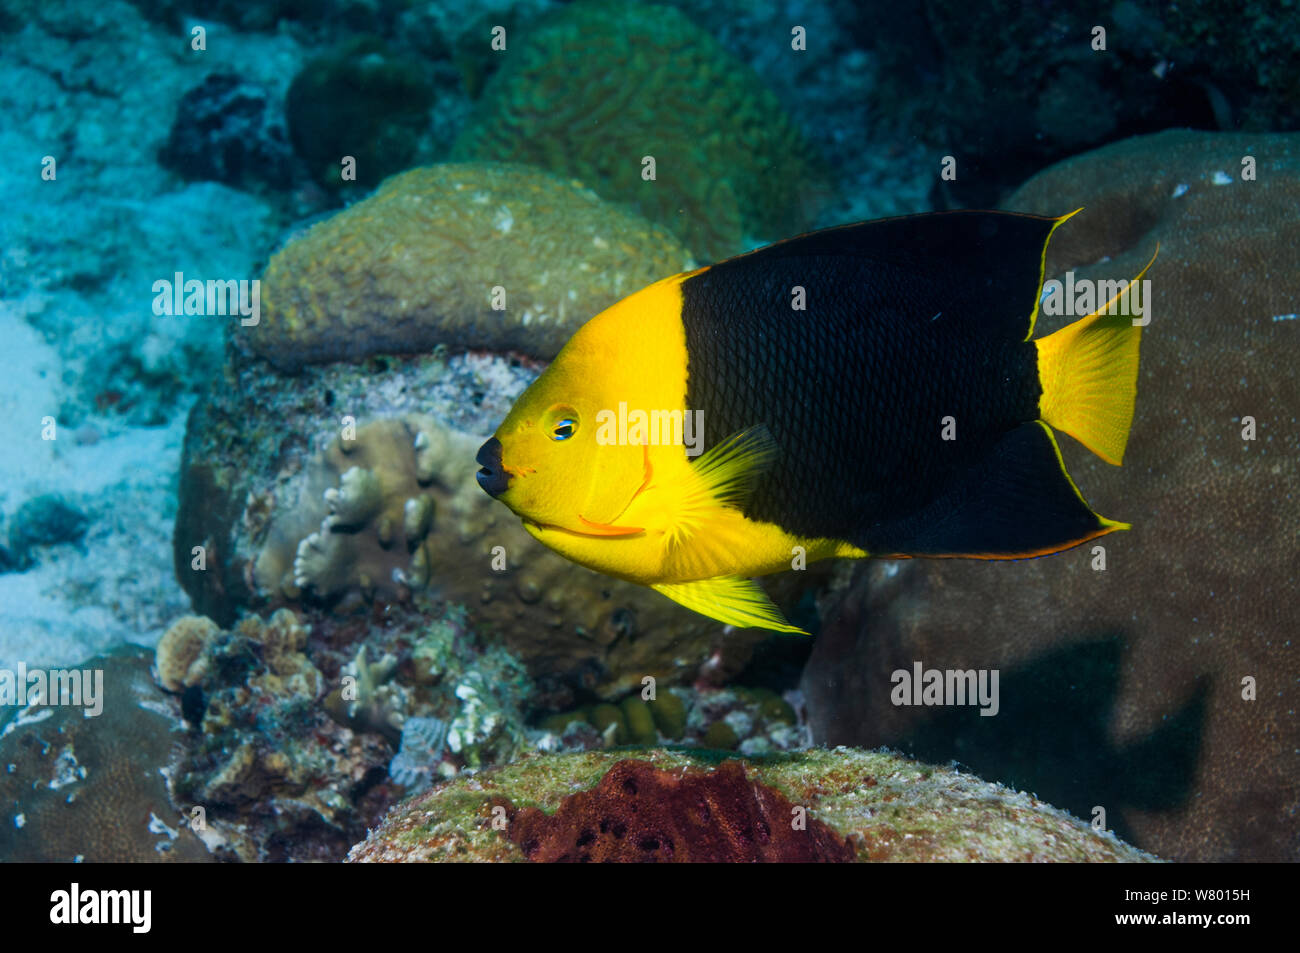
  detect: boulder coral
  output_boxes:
[347,748,1159,862]
[800,131,1300,862]
[451,0,827,260]
[247,162,693,371]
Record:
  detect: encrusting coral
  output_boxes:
[506,759,855,862]
[347,748,1160,863]
[451,0,827,260]
[247,162,693,371]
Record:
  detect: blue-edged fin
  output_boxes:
[1035,247,1156,465]
[863,421,1125,558]
[652,576,808,634]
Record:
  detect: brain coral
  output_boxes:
[451,0,827,260]
[800,130,1300,862]
[0,649,212,862]
[247,162,693,371]
[347,748,1158,862]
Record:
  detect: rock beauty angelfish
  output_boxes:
[475,210,1153,634]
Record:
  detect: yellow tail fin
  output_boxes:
[1035,249,1157,465]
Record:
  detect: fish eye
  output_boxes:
[545,405,580,442]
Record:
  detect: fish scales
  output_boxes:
[679,245,1041,547]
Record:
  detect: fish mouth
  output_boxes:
[475,437,509,498]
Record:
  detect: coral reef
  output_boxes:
[153,614,218,692]
[175,355,802,698]
[801,131,1300,862]
[147,603,534,859]
[168,608,378,860]
[0,649,212,862]
[286,37,437,191]
[451,0,827,259]
[247,162,693,371]
[347,748,1160,862]
[858,0,1300,206]
[160,73,297,191]
[537,685,804,755]
[507,759,855,862]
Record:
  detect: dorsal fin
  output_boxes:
[694,209,1073,341]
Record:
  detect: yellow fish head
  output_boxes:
[475,341,650,543]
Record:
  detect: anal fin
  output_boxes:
[862,420,1126,558]
[652,576,808,634]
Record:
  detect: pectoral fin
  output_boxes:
[652,575,807,634]
[665,425,778,548]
